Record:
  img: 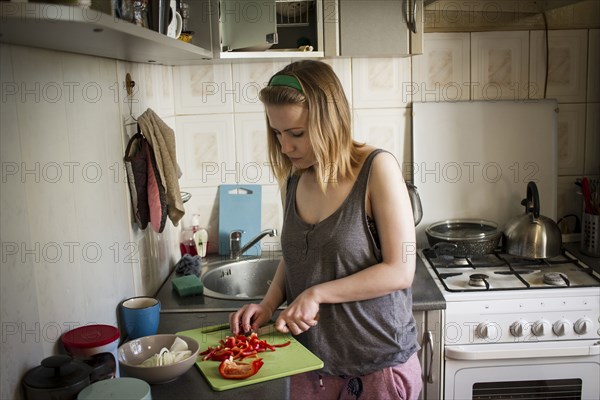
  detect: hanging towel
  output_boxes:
[145,139,168,233]
[138,108,185,226]
[124,133,150,229]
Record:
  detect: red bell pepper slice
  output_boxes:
[218,356,264,380]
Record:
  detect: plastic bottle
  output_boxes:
[179,220,198,257]
[191,214,209,257]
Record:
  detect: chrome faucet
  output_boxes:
[229,229,278,259]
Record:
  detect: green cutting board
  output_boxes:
[177,325,323,391]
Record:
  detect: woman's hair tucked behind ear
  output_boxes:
[260,60,364,193]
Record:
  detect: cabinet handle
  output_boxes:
[406,0,418,34]
[425,330,435,383]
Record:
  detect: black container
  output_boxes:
[148,0,171,34]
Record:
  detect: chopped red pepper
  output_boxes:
[218,356,264,380]
[200,332,287,362]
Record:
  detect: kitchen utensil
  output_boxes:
[581,212,599,257]
[76,377,151,400]
[218,185,262,256]
[425,219,502,257]
[178,324,323,391]
[406,182,422,226]
[119,297,161,340]
[61,324,121,378]
[23,355,92,400]
[503,181,562,259]
[118,334,200,384]
[581,177,592,214]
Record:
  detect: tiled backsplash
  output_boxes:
[0,27,598,399]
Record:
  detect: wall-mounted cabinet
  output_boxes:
[207,0,324,59]
[324,0,424,57]
[0,2,213,65]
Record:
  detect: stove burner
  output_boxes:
[543,272,569,286]
[469,273,489,288]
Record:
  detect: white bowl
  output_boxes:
[118,334,199,384]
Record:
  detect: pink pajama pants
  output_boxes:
[290,352,422,400]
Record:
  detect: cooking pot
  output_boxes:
[503,181,562,259]
[406,182,422,226]
[23,355,92,400]
[425,219,502,257]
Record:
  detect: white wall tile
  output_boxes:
[234,112,277,185]
[261,184,283,252]
[174,63,234,115]
[352,108,412,178]
[557,104,586,176]
[585,102,600,175]
[557,175,583,227]
[351,58,412,108]
[471,31,529,100]
[530,30,588,102]
[231,60,290,113]
[412,32,471,102]
[320,57,353,108]
[175,114,237,187]
[588,29,599,102]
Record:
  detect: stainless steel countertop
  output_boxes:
[156,254,446,313]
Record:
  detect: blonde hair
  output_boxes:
[259,60,363,193]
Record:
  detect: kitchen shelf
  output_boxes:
[0,2,213,65]
[424,0,588,13]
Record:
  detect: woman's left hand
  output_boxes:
[275,289,319,335]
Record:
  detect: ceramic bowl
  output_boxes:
[118,334,200,384]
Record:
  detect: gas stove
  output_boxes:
[422,248,600,293]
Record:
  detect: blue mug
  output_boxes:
[120,297,161,340]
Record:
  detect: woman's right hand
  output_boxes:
[229,303,273,335]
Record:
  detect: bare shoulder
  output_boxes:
[370,150,403,182]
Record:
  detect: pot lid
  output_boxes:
[77,378,151,400]
[426,219,500,240]
[62,325,119,349]
[23,355,91,389]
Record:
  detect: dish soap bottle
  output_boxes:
[179,218,198,257]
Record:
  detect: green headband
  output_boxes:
[268,74,303,93]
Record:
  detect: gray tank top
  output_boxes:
[281,149,419,376]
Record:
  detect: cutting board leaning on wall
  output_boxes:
[218,185,262,256]
[412,100,558,248]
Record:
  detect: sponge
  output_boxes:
[172,275,203,297]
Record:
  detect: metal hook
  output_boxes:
[124,73,138,126]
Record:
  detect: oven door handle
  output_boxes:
[446,341,600,361]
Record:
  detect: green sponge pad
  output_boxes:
[172,275,203,297]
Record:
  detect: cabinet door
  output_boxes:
[413,311,426,400]
[338,0,413,56]
[414,309,443,400]
[220,0,278,51]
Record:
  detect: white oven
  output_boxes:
[445,341,600,399]
[419,249,600,400]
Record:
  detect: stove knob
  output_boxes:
[574,318,593,335]
[531,319,550,337]
[552,319,572,336]
[476,322,499,340]
[510,319,528,337]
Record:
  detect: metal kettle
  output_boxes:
[503,181,562,259]
[406,182,423,227]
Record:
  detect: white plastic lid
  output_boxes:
[77,377,151,400]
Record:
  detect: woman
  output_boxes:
[229,60,421,399]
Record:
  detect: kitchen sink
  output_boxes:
[201,256,280,300]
